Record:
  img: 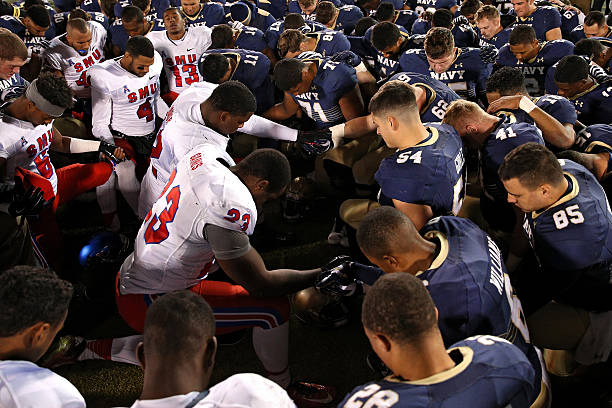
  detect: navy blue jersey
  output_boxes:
[388,72,460,122]
[306,30,350,57]
[480,27,512,49]
[412,21,477,47]
[333,5,364,34]
[480,117,545,204]
[575,124,612,155]
[492,95,577,131]
[392,9,418,33]
[339,335,536,408]
[511,6,561,41]
[256,0,286,19]
[80,0,103,13]
[287,0,343,21]
[225,1,276,32]
[405,0,457,16]
[234,25,267,51]
[114,0,169,20]
[181,3,225,27]
[110,18,165,53]
[289,56,357,127]
[565,80,612,126]
[496,40,573,97]
[557,5,581,39]
[350,27,414,79]
[0,73,27,94]
[524,159,612,311]
[264,20,327,50]
[376,123,466,215]
[199,48,273,111]
[399,47,493,101]
[0,15,55,55]
[491,0,514,14]
[53,11,109,35]
[410,17,428,34]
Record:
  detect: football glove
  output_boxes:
[98,141,124,164]
[8,184,53,217]
[479,43,498,64]
[452,15,470,27]
[297,128,333,158]
[316,255,360,297]
[330,50,361,67]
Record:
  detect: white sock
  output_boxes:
[96,172,117,214]
[252,323,291,388]
[115,160,141,216]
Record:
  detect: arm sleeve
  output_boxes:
[90,80,115,143]
[204,223,252,260]
[240,114,298,141]
[155,89,170,119]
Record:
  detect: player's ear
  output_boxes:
[374,332,392,353]
[255,178,270,192]
[388,115,400,131]
[136,341,146,369]
[381,254,399,270]
[27,321,51,349]
[203,337,217,371]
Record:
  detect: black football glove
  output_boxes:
[316,255,360,297]
[98,141,124,164]
[479,43,498,64]
[8,184,53,217]
[330,50,361,67]
[297,128,333,159]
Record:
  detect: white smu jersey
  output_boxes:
[89,52,164,141]
[0,360,85,408]
[43,21,107,99]
[126,374,296,408]
[120,144,257,294]
[146,26,212,94]
[0,116,57,194]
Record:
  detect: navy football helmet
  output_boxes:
[79,231,130,267]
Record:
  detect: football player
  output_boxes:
[485,67,576,150]
[109,6,164,56]
[123,292,297,408]
[224,1,276,33]
[114,0,169,20]
[574,38,612,74]
[570,11,612,42]
[0,31,28,92]
[199,49,273,113]
[0,74,124,271]
[496,24,573,97]
[52,8,109,35]
[357,21,416,79]
[499,143,612,368]
[209,23,268,53]
[315,1,364,35]
[410,9,479,48]
[404,0,458,16]
[553,55,612,126]
[0,4,53,55]
[373,2,418,33]
[475,5,513,49]
[398,27,497,104]
[0,266,84,408]
[42,17,106,100]
[510,0,562,41]
[339,273,536,407]
[146,8,212,104]
[89,36,167,231]
[265,56,364,128]
[179,0,225,28]
[264,14,327,58]
[277,28,351,58]
[356,0,405,16]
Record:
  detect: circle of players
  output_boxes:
[1,0,612,405]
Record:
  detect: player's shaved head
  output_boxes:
[369,80,418,120]
[499,143,565,189]
[207,80,257,116]
[442,99,484,129]
[357,206,421,260]
[486,66,527,96]
[125,35,155,59]
[371,21,401,52]
[234,148,291,194]
[210,24,234,49]
[122,5,145,23]
[143,291,215,363]
[66,17,89,33]
[199,53,230,83]
[362,272,438,344]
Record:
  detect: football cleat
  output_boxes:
[39,335,86,369]
[282,177,317,222]
[327,218,349,248]
[287,381,336,408]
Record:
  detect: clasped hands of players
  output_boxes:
[316,255,362,298]
[98,141,128,164]
[296,128,334,159]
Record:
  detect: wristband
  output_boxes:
[69,138,101,154]
[330,123,345,147]
[519,96,536,114]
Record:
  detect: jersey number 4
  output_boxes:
[137,98,154,122]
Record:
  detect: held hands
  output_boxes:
[8,182,54,217]
[296,128,334,159]
[316,255,360,297]
[99,141,127,164]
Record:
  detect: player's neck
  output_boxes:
[526,4,537,16]
[480,115,501,143]
[394,331,455,381]
[168,28,186,40]
[140,362,209,401]
[399,121,429,150]
[4,99,29,123]
[0,335,33,362]
[547,175,570,207]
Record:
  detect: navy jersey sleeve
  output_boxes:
[287,0,301,14]
[543,6,562,33]
[326,60,358,96]
[110,21,128,52]
[80,0,102,12]
[411,19,429,35]
[398,50,430,75]
[235,26,267,51]
[535,94,577,125]
[203,3,226,26]
[436,0,457,8]
[264,20,282,49]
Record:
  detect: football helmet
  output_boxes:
[79,231,130,267]
[282,176,316,222]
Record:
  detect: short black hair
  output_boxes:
[132,0,151,12]
[554,55,589,83]
[432,8,453,28]
[585,10,605,27]
[315,1,337,24]
[144,291,215,362]
[486,66,527,95]
[369,79,418,116]
[509,24,536,45]
[498,143,565,189]
[235,148,291,194]
[357,206,413,259]
[284,13,306,29]
[0,266,73,337]
[125,35,154,58]
[25,4,50,28]
[36,72,74,109]
[371,21,400,51]
[23,0,44,8]
[273,58,307,91]
[66,17,89,33]
[574,38,604,61]
[362,272,438,344]
[210,24,234,49]
[199,53,230,83]
[122,5,144,23]
[353,16,377,36]
[207,80,257,115]
[460,0,482,16]
[68,8,90,20]
[375,2,395,21]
